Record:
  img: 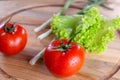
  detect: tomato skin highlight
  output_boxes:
[0,23,27,56]
[44,39,84,77]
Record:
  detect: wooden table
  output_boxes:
[0,0,120,80]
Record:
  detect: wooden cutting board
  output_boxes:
[0,0,120,80]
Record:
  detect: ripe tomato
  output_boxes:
[44,39,84,77]
[0,22,27,56]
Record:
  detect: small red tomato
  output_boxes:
[0,22,27,56]
[44,39,84,77]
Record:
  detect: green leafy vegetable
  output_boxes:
[51,7,120,54]
[51,15,82,39]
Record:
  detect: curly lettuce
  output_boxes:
[51,15,82,39]
[51,7,120,54]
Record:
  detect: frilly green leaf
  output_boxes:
[51,7,120,54]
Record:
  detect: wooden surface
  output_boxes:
[0,0,120,80]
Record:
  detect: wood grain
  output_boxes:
[0,0,120,80]
[0,67,17,80]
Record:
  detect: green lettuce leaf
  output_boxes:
[51,15,82,39]
[51,7,120,54]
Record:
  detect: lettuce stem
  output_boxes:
[29,48,45,65]
[38,29,52,39]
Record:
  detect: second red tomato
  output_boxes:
[44,39,85,77]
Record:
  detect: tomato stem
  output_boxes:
[67,29,82,46]
[61,40,66,48]
[4,17,16,33]
[57,30,82,51]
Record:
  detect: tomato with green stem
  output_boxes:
[44,39,84,77]
[0,19,27,56]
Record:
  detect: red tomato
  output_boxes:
[44,39,84,77]
[0,22,27,56]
